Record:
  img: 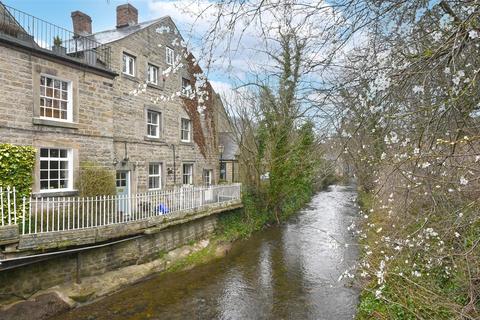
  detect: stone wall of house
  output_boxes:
[0,44,116,195]
[107,17,220,191]
[0,13,225,196]
[0,212,218,306]
[222,161,240,183]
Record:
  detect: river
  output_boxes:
[52,185,359,320]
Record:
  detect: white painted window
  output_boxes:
[166,47,174,65]
[147,110,161,138]
[148,163,162,190]
[182,163,193,185]
[203,169,212,186]
[116,172,127,187]
[181,77,192,96]
[147,64,158,84]
[181,118,191,142]
[40,75,72,121]
[122,53,135,76]
[39,148,72,191]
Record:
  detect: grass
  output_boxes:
[167,244,217,273]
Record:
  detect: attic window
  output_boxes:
[181,77,192,96]
[122,53,135,76]
[166,47,174,65]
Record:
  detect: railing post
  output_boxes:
[22,196,26,235]
[0,187,3,226]
[29,196,32,234]
[7,186,11,225]
[13,187,17,225]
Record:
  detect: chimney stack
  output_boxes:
[116,4,138,28]
[71,11,92,36]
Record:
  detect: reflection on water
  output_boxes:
[52,185,359,320]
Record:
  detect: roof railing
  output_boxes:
[0,3,111,69]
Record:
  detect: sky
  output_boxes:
[2,0,233,95]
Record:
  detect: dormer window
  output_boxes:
[166,47,174,65]
[122,53,135,76]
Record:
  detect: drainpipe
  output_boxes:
[171,144,176,185]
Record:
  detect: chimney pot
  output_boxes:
[71,11,92,36]
[116,4,138,28]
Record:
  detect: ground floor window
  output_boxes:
[182,163,193,185]
[220,162,227,181]
[149,163,162,190]
[203,169,212,186]
[39,148,71,191]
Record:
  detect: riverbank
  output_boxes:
[355,189,480,319]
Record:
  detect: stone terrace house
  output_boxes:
[0,2,225,197]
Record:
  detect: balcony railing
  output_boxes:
[0,184,242,235]
[0,3,111,69]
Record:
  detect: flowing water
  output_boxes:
[53,185,359,320]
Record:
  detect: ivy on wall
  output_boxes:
[0,144,36,225]
[181,53,217,158]
[0,144,36,196]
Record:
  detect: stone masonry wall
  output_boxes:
[108,17,220,191]
[0,45,115,194]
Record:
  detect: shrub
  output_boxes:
[0,144,36,192]
[0,144,36,224]
[76,162,116,197]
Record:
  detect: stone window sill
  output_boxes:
[122,73,139,82]
[147,82,164,90]
[33,118,79,129]
[180,93,194,100]
[33,189,79,198]
[180,141,194,147]
[144,136,167,144]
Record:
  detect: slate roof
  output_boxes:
[90,16,169,44]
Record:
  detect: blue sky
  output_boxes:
[3,1,158,34]
[3,0,234,94]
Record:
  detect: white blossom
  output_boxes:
[459,176,468,185]
[469,30,479,39]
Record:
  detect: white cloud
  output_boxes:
[209,80,233,97]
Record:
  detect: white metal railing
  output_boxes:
[0,184,241,235]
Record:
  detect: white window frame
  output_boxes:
[122,53,135,76]
[39,148,73,192]
[203,169,212,186]
[39,74,73,122]
[147,110,161,138]
[182,163,193,185]
[148,163,162,190]
[147,63,159,85]
[181,118,191,142]
[166,47,174,65]
[181,77,192,96]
